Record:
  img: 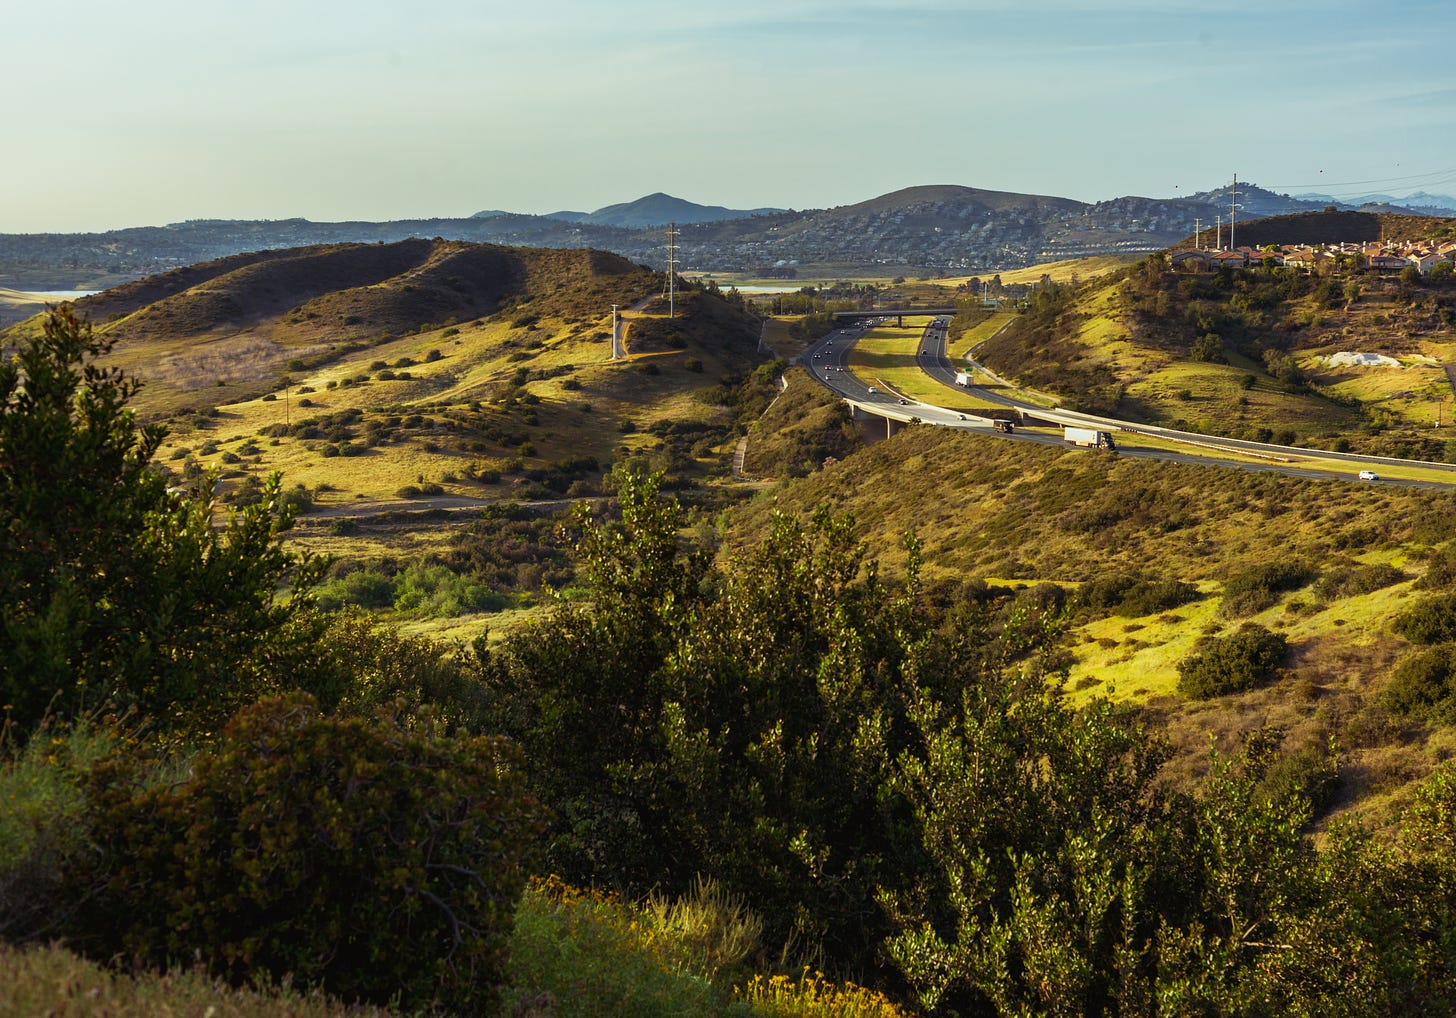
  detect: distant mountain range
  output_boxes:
[1291,190,1456,215]
[474,192,788,229]
[3,183,1454,291]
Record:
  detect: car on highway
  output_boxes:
[899,398,910,405]
[1358,470,1380,481]
[867,387,878,394]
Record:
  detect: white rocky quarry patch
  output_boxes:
[1324,351,1403,368]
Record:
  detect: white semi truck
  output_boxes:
[954,371,971,386]
[1064,426,1116,450]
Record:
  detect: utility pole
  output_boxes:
[1194,218,1202,249]
[1230,173,1239,251]
[665,222,679,319]
[610,303,619,360]
[1216,214,1222,250]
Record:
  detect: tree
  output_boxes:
[0,307,326,734]
[475,469,709,888]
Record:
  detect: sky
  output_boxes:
[7,0,1456,233]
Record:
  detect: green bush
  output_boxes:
[1315,562,1407,600]
[314,568,395,611]
[73,693,544,1013]
[392,562,508,617]
[1382,643,1456,719]
[278,483,314,512]
[1220,559,1316,617]
[1176,623,1289,699]
[1393,593,1456,645]
[1078,572,1198,617]
[1416,545,1456,590]
[0,717,135,944]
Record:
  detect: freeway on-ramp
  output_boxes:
[804,316,1456,489]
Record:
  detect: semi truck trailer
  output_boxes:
[1064,426,1116,450]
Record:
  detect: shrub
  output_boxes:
[1078,573,1198,617]
[395,484,422,498]
[1176,623,1289,699]
[277,483,313,512]
[1220,559,1316,617]
[1382,643,1456,719]
[1416,545,1456,590]
[737,970,913,1018]
[392,562,508,617]
[314,568,395,611]
[1315,562,1406,600]
[1393,593,1456,645]
[0,717,131,944]
[425,349,443,362]
[73,693,544,1013]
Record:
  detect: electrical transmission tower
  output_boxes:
[1229,173,1239,251]
[664,222,679,319]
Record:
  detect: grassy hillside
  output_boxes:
[976,249,1456,456]
[17,234,1456,832]
[0,244,780,642]
[725,425,1456,830]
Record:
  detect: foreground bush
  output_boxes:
[0,716,135,944]
[73,693,544,1013]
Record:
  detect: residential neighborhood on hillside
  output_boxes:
[1170,238,1456,273]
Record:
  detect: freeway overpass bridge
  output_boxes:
[832,308,958,328]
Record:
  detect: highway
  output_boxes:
[803,316,1456,489]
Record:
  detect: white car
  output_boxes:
[1358,470,1379,481]
[867,387,878,394]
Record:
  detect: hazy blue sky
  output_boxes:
[7,0,1456,232]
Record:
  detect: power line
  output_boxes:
[1266,165,1456,196]
[665,222,679,320]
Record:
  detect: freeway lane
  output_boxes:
[804,316,1456,489]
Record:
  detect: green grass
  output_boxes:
[937,254,1139,288]
[1066,587,1222,703]
[948,310,1016,363]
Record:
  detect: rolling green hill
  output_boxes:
[13,236,1456,831]
[724,423,1456,831]
[975,238,1456,457]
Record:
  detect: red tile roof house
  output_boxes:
[1410,251,1448,273]
[1283,248,1319,271]
[1210,250,1249,268]
[1370,253,1411,272]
